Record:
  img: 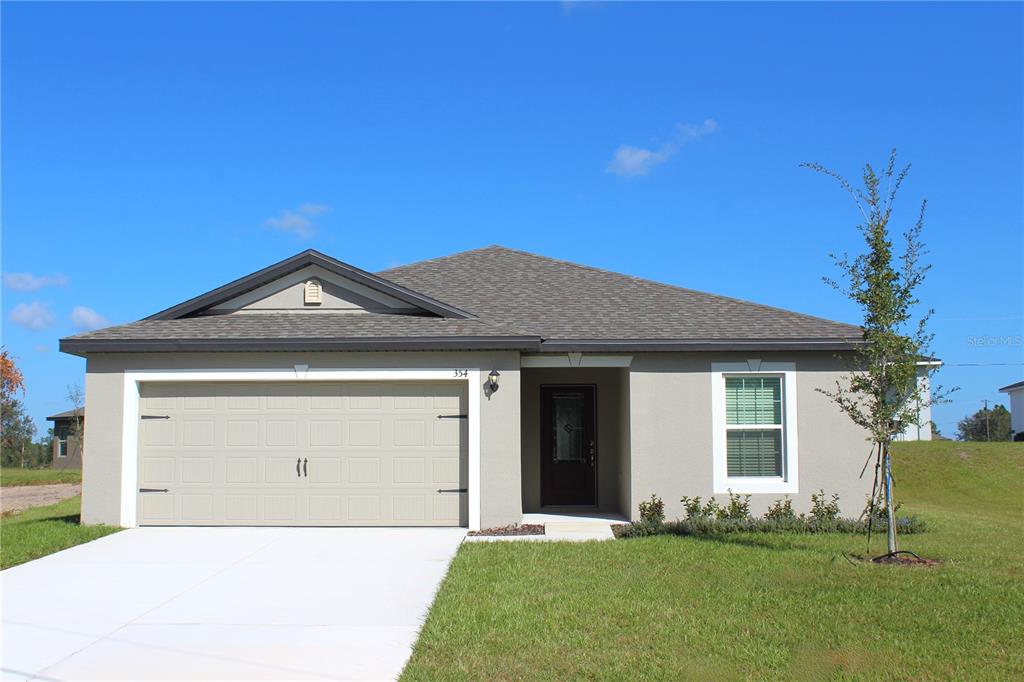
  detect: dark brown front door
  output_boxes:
[540,385,596,506]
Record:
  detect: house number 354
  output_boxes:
[453,369,468,378]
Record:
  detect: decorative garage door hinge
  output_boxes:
[139,488,169,493]
[436,414,468,419]
[141,415,171,420]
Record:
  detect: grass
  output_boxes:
[0,496,120,569]
[0,467,82,487]
[403,441,1024,680]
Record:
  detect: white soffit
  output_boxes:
[521,354,633,368]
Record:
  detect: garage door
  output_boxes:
[137,382,467,526]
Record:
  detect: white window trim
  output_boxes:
[120,368,482,530]
[711,361,799,495]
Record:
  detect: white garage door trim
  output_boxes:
[121,369,482,530]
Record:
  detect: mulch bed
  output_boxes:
[467,523,545,537]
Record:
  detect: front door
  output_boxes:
[540,385,596,506]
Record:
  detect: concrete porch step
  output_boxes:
[543,521,616,541]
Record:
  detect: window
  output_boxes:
[725,377,783,477]
[711,362,798,494]
[58,436,68,458]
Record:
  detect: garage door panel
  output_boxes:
[265,457,302,484]
[307,457,342,483]
[138,382,467,527]
[225,494,258,520]
[309,420,343,447]
[142,420,176,448]
[226,457,257,483]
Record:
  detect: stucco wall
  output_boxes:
[1005,387,1024,436]
[628,352,873,520]
[82,348,873,527]
[81,351,521,528]
[51,434,83,470]
[895,371,934,441]
[520,367,628,515]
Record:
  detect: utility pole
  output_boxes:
[982,399,991,442]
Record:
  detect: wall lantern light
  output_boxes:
[487,369,501,393]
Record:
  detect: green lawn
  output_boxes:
[404,441,1024,680]
[0,467,82,487]
[0,496,120,569]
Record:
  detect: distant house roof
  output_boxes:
[60,246,863,354]
[47,409,83,421]
[999,380,1024,393]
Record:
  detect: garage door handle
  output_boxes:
[139,488,169,493]
[296,458,301,478]
[303,458,308,477]
[437,488,467,493]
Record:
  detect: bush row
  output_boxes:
[619,490,927,539]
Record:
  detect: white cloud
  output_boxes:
[606,118,719,177]
[34,344,51,354]
[3,272,69,291]
[264,203,333,239]
[70,306,109,331]
[10,302,56,331]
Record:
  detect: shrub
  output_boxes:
[616,514,926,539]
[617,490,927,539]
[809,489,841,523]
[638,494,665,524]
[680,496,704,520]
[764,496,796,521]
[720,490,751,520]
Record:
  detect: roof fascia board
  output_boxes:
[145,250,474,321]
[60,336,541,355]
[539,339,864,352]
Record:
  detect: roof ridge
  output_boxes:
[377,244,507,275]
[393,244,860,332]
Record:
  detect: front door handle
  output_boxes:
[303,458,308,478]
[296,458,301,478]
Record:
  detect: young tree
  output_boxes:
[957,404,1012,442]
[803,150,952,557]
[66,383,86,459]
[0,349,35,467]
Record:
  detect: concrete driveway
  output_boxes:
[1,527,465,680]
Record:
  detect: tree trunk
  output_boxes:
[882,441,898,554]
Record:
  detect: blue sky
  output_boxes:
[2,2,1021,437]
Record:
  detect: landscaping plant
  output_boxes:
[617,490,926,539]
[802,150,952,558]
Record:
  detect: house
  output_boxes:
[61,246,883,529]
[998,380,1024,440]
[46,409,84,470]
[894,360,942,441]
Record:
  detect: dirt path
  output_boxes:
[1,483,81,515]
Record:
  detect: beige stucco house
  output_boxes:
[62,247,880,530]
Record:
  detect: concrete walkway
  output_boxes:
[1,526,465,681]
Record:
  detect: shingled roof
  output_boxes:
[61,246,861,354]
[380,246,861,350]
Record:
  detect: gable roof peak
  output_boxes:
[145,249,474,321]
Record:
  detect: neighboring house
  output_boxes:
[998,380,1024,440]
[62,247,896,529]
[46,409,84,470]
[894,360,942,441]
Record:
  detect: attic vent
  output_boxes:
[304,280,322,305]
